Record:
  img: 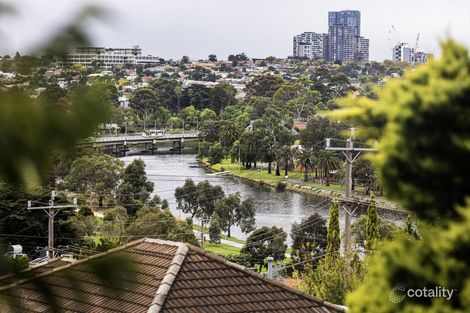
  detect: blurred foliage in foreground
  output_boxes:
[0,5,109,192]
[336,40,470,312]
[0,86,109,190]
[0,4,133,313]
[333,41,470,222]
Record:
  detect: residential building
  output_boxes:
[392,42,415,63]
[355,36,370,62]
[59,46,160,68]
[293,32,328,60]
[328,10,369,62]
[414,51,431,64]
[392,42,431,64]
[0,238,346,313]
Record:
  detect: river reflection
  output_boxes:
[121,154,353,242]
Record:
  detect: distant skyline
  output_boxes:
[1,0,470,61]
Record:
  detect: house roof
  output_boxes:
[0,238,346,313]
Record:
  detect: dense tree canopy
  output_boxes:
[241,226,287,269]
[291,213,327,270]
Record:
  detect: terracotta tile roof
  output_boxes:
[0,258,72,287]
[0,239,346,313]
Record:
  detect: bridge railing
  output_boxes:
[91,132,201,143]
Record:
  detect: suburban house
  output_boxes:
[0,238,346,313]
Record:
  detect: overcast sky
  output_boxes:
[1,0,470,61]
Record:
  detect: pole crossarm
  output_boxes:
[325,134,379,253]
[27,205,77,210]
[326,147,378,152]
[26,192,77,259]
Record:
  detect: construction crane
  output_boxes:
[414,33,420,52]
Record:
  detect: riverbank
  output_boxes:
[205,158,405,216]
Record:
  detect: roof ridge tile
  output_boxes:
[146,240,188,313]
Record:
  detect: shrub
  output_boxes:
[276,181,287,191]
[208,143,224,165]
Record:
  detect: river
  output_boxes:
[121,154,361,242]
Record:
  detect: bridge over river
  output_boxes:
[81,132,203,155]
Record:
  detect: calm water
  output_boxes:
[121,154,348,242]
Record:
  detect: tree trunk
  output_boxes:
[227,227,231,238]
[99,195,103,208]
[304,168,308,182]
[268,162,272,174]
[254,160,257,168]
[326,169,330,186]
[284,158,288,177]
[275,162,280,176]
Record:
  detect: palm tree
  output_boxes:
[317,151,341,186]
[296,148,315,182]
[219,122,239,151]
[277,145,295,177]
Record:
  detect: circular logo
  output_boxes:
[389,283,407,303]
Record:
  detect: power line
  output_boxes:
[325,129,378,253]
[26,191,78,259]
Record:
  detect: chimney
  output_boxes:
[266,256,274,279]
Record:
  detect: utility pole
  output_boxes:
[238,142,241,173]
[27,191,77,259]
[325,129,377,253]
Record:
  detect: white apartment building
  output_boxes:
[392,43,415,63]
[293,32,328,60]
[59,46,160,68]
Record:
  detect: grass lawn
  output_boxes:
[192,224,246,245]
[202,242,241,257]
[212,159,304,185]
[212,159,354,194]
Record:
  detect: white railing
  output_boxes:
[92,132,201,143]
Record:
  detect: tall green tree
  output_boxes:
[126,206,196,244]
[174,178,199,218]
[291,213,327,270]
[210,83,236,113]
[196,181,224,218]
[64,155,123,207]
[117,159,154,215]
[101,206,129,245]
[276,145,295,177]
[300,116,347,150]
[295,148,316,182]
[208,143,224,165]
[365,194,379,250]
[129,88,159,129]
[317,151,341,186]
[245,74,284,97]
[298,200,362,305]
[219,121,240,151]
[208,54,217,62]
[326,201,340,261]
[215,193,256,238]
[241,226,287,270]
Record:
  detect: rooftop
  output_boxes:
[0,238,346,313]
